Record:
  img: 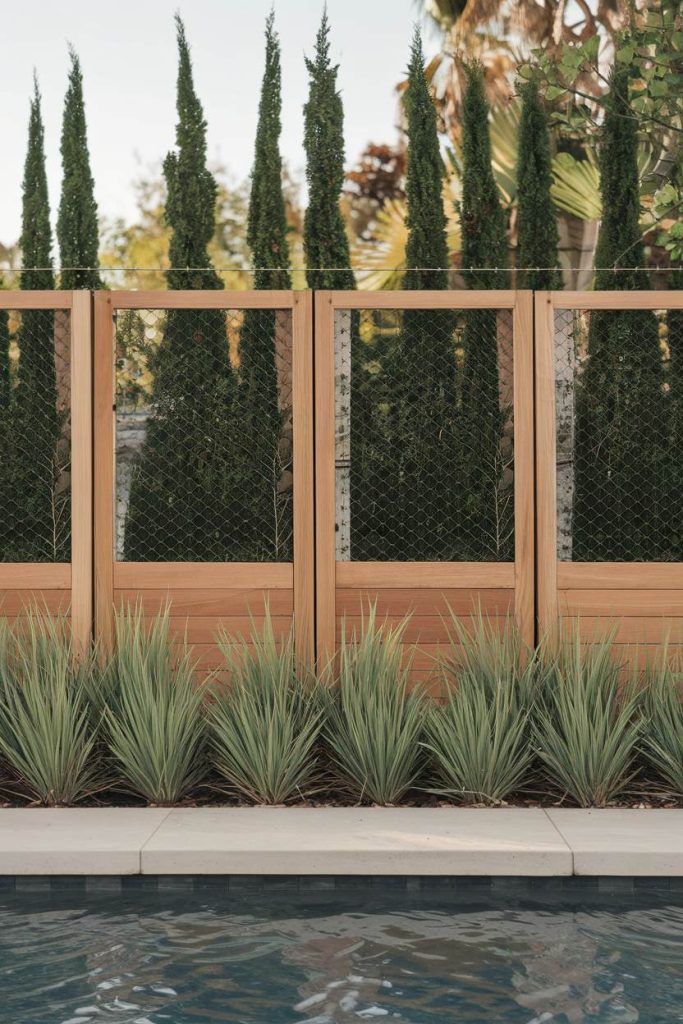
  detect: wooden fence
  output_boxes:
[0,288,681,674]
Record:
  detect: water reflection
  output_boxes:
[0,887,681,1023]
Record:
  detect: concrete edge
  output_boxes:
[0,807,681,877]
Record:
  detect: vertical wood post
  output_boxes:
[535,291,559,638]
[93,291,115,652]
[314,292,336,671]
[292,291,315,671]
[513,291,535,648]
[70,291,93,656]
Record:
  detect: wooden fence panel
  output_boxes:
[536,291,683,664]
[315,290,534,689]
[93,290,313,670]
[0,292,92,653]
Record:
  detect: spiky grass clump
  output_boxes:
[102,607,205,804]
[0,613,103,805]
[424,614,536,804]
[642,652,683,797]
[324,609,425,805]
[208,618,322,804]
[534,633,642,807]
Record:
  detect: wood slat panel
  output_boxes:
[153,615,291,644]
[328,290,517,309]
[110,290,295,310]
[558,563,683,589]
[0,565,71,588]
[0,291,73,310]
[336,588,514,616]
[561,590,683,615]
[551,290,683,310]
[0,591,72,615]
[336,615,510,644]
[336,562,515,588]
[115,588,293,616]
[560,616,683,643]
[113,562,294,589]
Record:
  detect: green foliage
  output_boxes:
[572,66,666,560]
[102,607,206,804]
[666,270,683,558]
[534,634,642,807]
[303,11,355,292]
[208,617,321,804]
[0,309,9,410]
[324,609,425,805]
[0,613,103,806]
[0,82,68,563]
[516,79,562,289]
[57,47,101,289]
[237,12,293,561]
[460,64,512,560]
[641,651,683,797]
[424,614,536,804]
[124,16,239,562]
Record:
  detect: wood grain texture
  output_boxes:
[551,290,683,310]
[560,589,683,614]
[70,291,93,655]
[336,615,511,644]
[93,292,115,651]
[326,290,517,309]
[0,591,71,615]
[336,562,515,588]
[114,588,293,616]
[336,588,514,616]
[0,291,73,310]
[513,291,535,646]
[292,291,315,668]
[113,563,294,588]
[558,563,683,589]
[0,565,71,588]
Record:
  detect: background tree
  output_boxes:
[572,65,665,560]
[0,308,9,410]
[0,81,67,562]
[516,78,562,289]
[239,10,293,559]
[390,29,459,560]
[124,14,235,562]
[459,62,512,559]
[666,266,683,559]
[57,47,101,289]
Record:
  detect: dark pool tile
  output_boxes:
[121,875,159,891]
[14,876,51,892]
[157,875,195,891]
[562,876,599,888]
[372,876,407,889]
[228,875,265,892]
[299,876,335,891]
[49,876,86,891]
[263,875,299,894]
[0,876,17,890]
[193,875,229,893]
[598,877,635,894]
[86,875,122,893]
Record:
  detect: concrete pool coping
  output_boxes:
[0,807,681,877]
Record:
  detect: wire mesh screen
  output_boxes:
[335,306,514,562]
[0,308,71,563]
[555,306,683,561]
[115,306,293,562]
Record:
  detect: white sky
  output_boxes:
[0,0,421,247]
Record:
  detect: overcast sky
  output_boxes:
[0,0,423,248]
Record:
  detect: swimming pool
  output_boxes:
[1,877,681,1023]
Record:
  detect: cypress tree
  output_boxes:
[572,65,664,560]
[666,267,683,559]
[459,63,512,559]
[238,11,292,559]
[303,10,354,292]
[57,47,101,289]
[391,30,458,560]
[516,79,562,290]
[124,15,235,562]
[0,309,9,410]
[0,80,67,562]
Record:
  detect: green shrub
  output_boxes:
[534,632,642,806]
[324,609,425,805]
[424,614,536,804]
[642,652,683,797]
[0,612,103,805]
[208,617,322,804]
[102,606,205,804]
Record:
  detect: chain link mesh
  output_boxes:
[335,306,514,562]
[0,308,71,563]
[115,307,293,562]
[555,306,683,562]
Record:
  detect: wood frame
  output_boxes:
[0,291,92,653]
[535,290,683,647]
[93,290,314,667]
[314,290,535,670]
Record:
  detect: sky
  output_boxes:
[0,0,423,248]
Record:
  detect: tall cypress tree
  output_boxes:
[516,79,562,290]
[0,307,9,410]
[666,267,683,559]
[238,11,292,559]
[124,15,235,562]
[57,47,101,289]
[572,64,664,560]
[0,80,66,562]
[459,63,512,559]
[390,30,458,560]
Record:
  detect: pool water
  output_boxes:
[1,880,682,1023]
